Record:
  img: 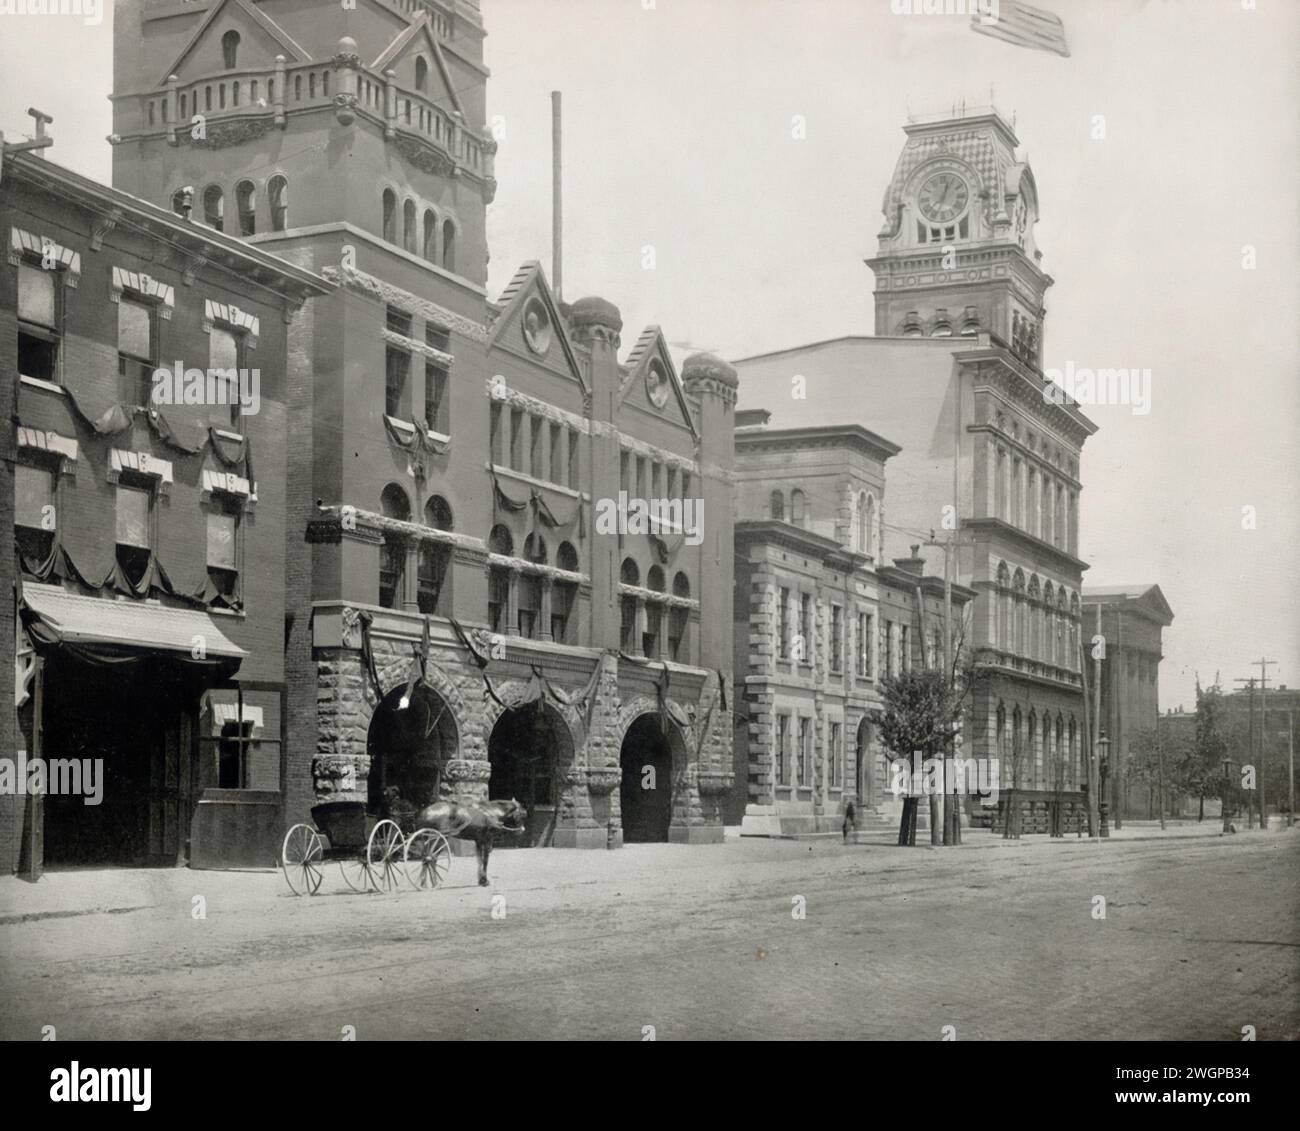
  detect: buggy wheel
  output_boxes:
[281,824,324,896]
[338,855,372,894]
[366,819,405,892]
[403,829,452,890]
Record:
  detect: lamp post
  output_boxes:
[1222,757,1235,833]
[1098,731,1111,838]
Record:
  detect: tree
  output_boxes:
[1193,682,1231,820]
[878,634,990,846]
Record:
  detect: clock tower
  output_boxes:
[866,108,1050,366]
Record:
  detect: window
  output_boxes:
[14,461,55,564]
[487,524,513,633]
[207,495,241,604]
[203,185,224,231]
[530,415,544,480]
[17,262,60,383]
[567,426,580,489]
[856,612,873,677]
[643,601,662,659]
[829,722,842,789]
[797,717,811,788]
[442,220,456,272]
[221,29,240,69]
[386,344,410,418]
[209,324,245,427]
[777,587,790,659]
[423,209,438,261]
[217,720,253,789]
[268,176,288,231]
[885,619,896,677]
[790,489,806,527]
[517,534,546,639]
[549,423,563,485]
[777,715,791,787]
[379,484,411,609]
[382,189,397,243]
[799,593,812,664]
[619,557,639,653]
[900,624,910,672]
[415,56,429,94]
[669,572,689,661]
[115,479,154,587]
[830,605,843,672]
[118,296,156,405]
[509,408,524,470]
[403,199,417,254]
[770,490,784,521]
[424,363,448,436]
[552,542,579,644]
[417,496,453,616]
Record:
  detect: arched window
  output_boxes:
[423,209,438,262]
[769,490,784,521]
[619,558,640,652]
[417,495,454,616]
[487,524,513,633]
[403,199,417,253]
[669,572,690,661]
[620,558,639,587]
[203,184,224,232]
[518,534,547,638]
[379,484,411,609]
[1011,707,1023,787]
[221,30,240,70]
[1013,570,1026,656]
[1027,712,1039,789]
[415,56,429,94]
[1042,582,1055,665]
[996,562,1011,651]
[1027,577,1041,661]
[442,219,456,272]
[861,494,877,559]
[790,489,806,528]
[382,189,396,243]
[268,175,288,232]
[647,565,665,592]
[425,496,453,530]
[235,180,255,236]
[1068,718,1077,786]
[552,542,579,644]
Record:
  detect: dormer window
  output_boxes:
[221,30,240,70]
[415,56,429,94]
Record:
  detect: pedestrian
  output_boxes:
[842,798,857,843]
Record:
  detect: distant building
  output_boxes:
[733,108,1098,833]
[1,145,328,873]
[1082,584,1174,824]
[731,412,973,836]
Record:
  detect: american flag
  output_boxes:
[971,0,1070,58]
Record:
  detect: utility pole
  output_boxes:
[1256,658,1275,829]
[1156,730,1166,830]
[1288,707,1294,829]
[1091,604,1103,836]
[924,530,962,846]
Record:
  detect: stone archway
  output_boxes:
[485,700,576,848]
[366,682,459,815]
[617,710,689,843]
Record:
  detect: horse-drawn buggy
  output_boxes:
[280,799,452,896]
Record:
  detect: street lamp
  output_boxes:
[1097,731,1111,838]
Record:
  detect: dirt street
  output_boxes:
[1,830,1296,1040]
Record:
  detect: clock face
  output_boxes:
[918,172,969,223]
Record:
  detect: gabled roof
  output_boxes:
[618,325,699,442]
[372,12,465,118]
[160,0,309,86]
[1083,583,1175,625]
[488,260,586,393]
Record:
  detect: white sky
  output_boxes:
[2,0,1296,713]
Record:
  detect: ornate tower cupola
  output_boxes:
[866,107,1051,368]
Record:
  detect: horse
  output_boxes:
[412,799,528,886]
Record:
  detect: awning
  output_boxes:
[21,582,247,661]
[206,701,265,735]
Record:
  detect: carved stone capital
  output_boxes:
[444,758,492,784]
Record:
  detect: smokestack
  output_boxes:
[551,90,562,302]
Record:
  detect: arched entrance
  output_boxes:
[487,703,568,848]
[855,718,874,809]
[366,683,458,815]
[619,714,675,843]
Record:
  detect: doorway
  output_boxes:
[619,714,674,843]
[487,703,564,847]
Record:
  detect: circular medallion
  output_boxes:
[522,297,552,356]
[646,360,670,409]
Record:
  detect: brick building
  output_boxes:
[1,142,328,873]
[732,411,973,836]
[108,0,737,850]
[732,108,1099,834]
[1082,584,1174,825]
